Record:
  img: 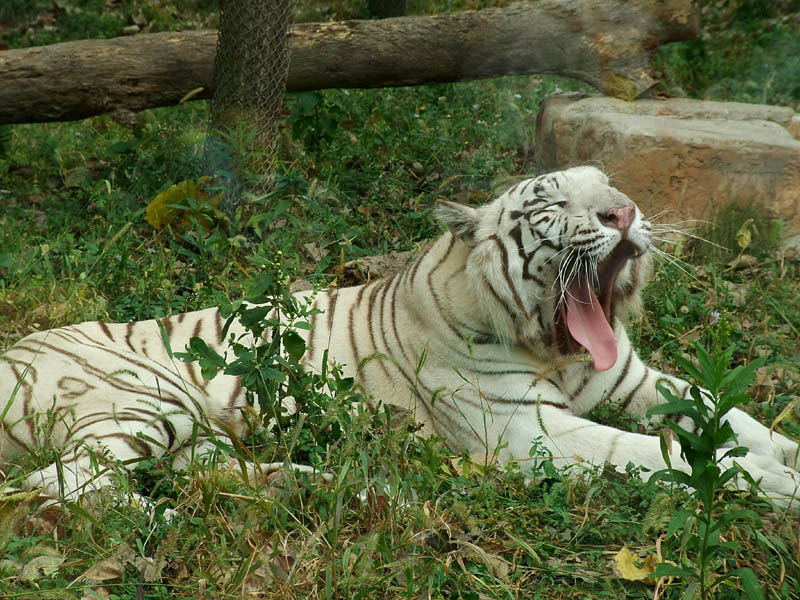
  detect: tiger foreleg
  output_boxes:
[583,339,800,475]
[589,349,800,497]
[638,369,800,474]
[498,404,800,507]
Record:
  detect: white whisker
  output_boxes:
[646,208,673,222]
[650,227,728,250]
[650,247,703,283]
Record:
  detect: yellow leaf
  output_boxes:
[145,176,223,231]
[770,397,800,437]
[83,556,124,582]
[612,546,658,583]
[736,218,755,250]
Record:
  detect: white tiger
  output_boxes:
[2,166,799,505]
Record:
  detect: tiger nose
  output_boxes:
[598,204,636,236]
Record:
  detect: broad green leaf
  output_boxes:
[221,313,238,339]
[653,562,693,579]
[283,330,306,362]
[658,429,674,468]
[655,379,682,402]
[173,351,193,363]
[665,508,695,537]
[672,353,704,385]
[294,91,321,117]
[200,362,220,381]
[673,427,707,452]
[188,337,226,368]
[737,567,765,600]
[718,509,761,527]
[649,468,691,487]
[258,365,285,382]
[718,465,742,487]
[225,358,255,376]
[647,398,695,415]
[240,305,272,327]
[694,343,716,382]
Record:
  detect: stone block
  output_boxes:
[535,94,800,237]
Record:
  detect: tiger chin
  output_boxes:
[2,166,799,508]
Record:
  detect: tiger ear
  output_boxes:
[436,201,480,247]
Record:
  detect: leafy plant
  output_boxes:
[173,253,356,465]
[646,341,768,599]
[286,91,346,151]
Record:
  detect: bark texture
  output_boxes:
[0,0,698,124]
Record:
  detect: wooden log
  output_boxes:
[0,0,698,125]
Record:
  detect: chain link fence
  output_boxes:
[205,0,294,201]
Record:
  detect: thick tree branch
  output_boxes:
[0,0,698,125]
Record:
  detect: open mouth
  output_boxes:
[557,240,638,371]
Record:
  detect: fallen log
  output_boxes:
[0,0,698,125]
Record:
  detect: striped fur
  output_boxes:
[2,166,799,505]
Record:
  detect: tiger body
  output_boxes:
[2,166,799,504]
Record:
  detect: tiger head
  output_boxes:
[436,166,652,371]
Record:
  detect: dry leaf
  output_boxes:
[81,587,111,600]
[454,539,510,579]
[83,557,124,583]
[771,397,800,437]
[612,546,657,583]
[81,544,136,584]
[736,218,755,250]
[145,177,223,231]
[722,281,747,307]
[21,553,65,581]
[727,254,759,269]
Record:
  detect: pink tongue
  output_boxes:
[565,279,618,371]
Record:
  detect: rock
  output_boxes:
[535,94,800,236]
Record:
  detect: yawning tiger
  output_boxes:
[2,166,798,505]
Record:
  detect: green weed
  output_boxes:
[648,341,769,598]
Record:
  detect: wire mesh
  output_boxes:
[205,0,294,199]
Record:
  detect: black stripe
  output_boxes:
[482,275,516,322]
[607,348,633,400]
[125,322,137,353]
[508,224,547,286]
[99,322,115,341]
[326,288,339,333]
[348,286,367,370]
[489,235,529,318]
[621,369,649,410]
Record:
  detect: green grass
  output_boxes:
[2,1,800,598]
[654,0,800,109]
